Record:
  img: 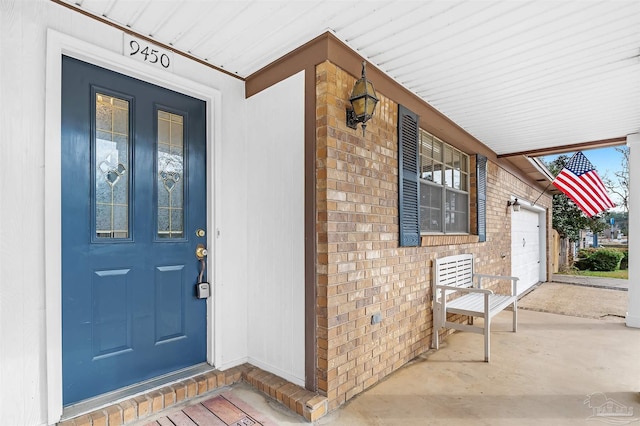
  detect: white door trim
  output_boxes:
[45,29,223,424]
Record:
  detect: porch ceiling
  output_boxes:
[57,0,640,156]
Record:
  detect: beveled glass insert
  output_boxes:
[95,93,129,239]
[157,111,184,238]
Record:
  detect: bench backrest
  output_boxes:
[432,254,474,301]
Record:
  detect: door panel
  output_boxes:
[155,264,187,342]
[92,268,132,358]
[62,56,207,405]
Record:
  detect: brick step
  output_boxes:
[58,364,327,425]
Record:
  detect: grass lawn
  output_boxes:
[557,269,628,279]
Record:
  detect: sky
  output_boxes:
[539,146,627,211]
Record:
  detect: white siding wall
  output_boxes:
[246,72,306,385]
[0,1,251,424]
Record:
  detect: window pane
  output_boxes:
[421,133,434,158]
[452,169,461,190]
[460,153,468,173]
[421,159,434,181]
[157,110,184,239]
[445,167,453,188]
[444,145,453,168]
[433,139,443,162]
[432,162,442,184]
[443,146,453,187]
[420,134,432,180]
[445,190,468,233]
[420,182,442,232]
[452,151,460,171]
[95,93,129,239]
[459,171,468,191]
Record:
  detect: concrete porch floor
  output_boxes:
[134,281,640,425]
[320,308,640,425]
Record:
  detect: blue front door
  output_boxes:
[61,56,208,405]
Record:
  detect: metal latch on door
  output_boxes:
[195,243,210,299]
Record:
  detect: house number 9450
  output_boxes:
[123,34,174,71]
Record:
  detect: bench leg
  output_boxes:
[513,299,518,332]
[484,311,490,362]
[432,302,442,350]
[432,327,440,350]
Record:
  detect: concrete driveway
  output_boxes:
[519,281,627,320]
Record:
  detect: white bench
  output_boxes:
[431,254,519,362]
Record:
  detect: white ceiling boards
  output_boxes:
[58,0,640,155]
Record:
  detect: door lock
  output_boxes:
[195,244,210,299]
[195,244,208,259]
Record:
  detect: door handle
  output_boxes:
[195,244,209,299]
[195,244,208,259]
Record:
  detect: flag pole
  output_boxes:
[532,151,575,207]
[532,181,553,206]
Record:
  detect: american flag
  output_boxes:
[552,151,615,217]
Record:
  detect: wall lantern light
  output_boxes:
[507,198,521,212]
[346,61,379,136]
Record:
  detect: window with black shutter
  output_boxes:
[398,105,476,243]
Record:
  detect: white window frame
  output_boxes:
[419,130,470,234]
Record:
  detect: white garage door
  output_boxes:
[511,207,542,295]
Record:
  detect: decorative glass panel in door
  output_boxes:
[95,93,130,239]
[157,111,184,239]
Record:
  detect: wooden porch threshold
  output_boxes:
[58,364,328,425]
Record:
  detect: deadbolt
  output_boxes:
[195,244,208,259]
[196,228,205,237]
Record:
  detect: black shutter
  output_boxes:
[398,105,420,247]
[476,154,487,242]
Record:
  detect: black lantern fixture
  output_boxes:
[346,61,379,136]
[507,198,521,212]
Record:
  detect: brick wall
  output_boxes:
[315,61,552,410]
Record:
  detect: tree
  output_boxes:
[545,155,607,242]
[602,146,629,213]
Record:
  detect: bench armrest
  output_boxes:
[435,284,493,295]
[473,274,519,296]
[474,273,519,281]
